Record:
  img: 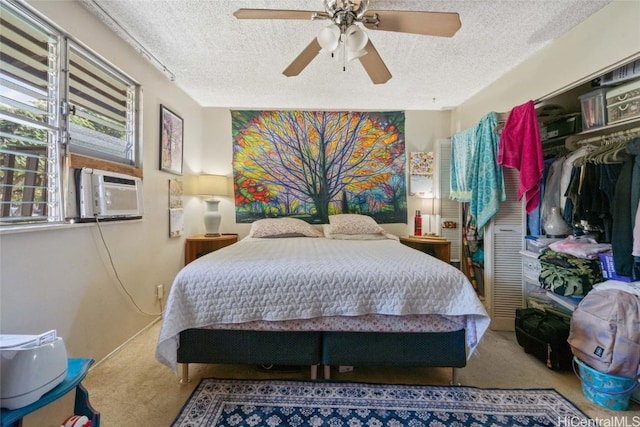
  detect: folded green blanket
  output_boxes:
[538,250,603,297]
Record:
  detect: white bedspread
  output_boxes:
[156,237,490,369]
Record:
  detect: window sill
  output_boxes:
[0,219,142,235]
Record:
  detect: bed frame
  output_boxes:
[177,328,467,384]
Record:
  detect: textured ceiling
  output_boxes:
[80,0,612,110]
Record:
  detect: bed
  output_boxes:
[156,215,490,383]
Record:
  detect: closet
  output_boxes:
[485,167,526,331]
[485,57,640,331]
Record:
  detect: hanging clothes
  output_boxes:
[612,157,633,276]
[450,112,505,231]
[471,112,505,231]
[564,166,580,227]
[598,163,623,242]
[498,100,544,214]
[633,202,640,257]
[631,138,640,221]
[573,163,605,232]
[529,157,557,235]
[559,145,593,217]
[539,156,565,232]
[450,126,476,202]
[559,139,632,240]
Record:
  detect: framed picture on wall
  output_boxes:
[409,151,435,197]
[169,179,184,237]
[160,105,183,175]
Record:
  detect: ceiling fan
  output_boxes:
[234,0,461,85]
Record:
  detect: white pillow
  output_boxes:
[249,218,323,238]
[323,224,396,240]
[327,214,385,235]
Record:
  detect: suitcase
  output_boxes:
[515,307,573,370]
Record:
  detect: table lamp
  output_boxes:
[198,174,229,236]
[421,196,439,235]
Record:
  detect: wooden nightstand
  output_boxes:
[185,234,238,265]
[399,236,451,264]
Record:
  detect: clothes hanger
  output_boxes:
[575,134,633,165]
[600,137,632,164]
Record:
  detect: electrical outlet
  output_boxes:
[156,284,164,300]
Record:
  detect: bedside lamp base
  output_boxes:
[203,199,222,236]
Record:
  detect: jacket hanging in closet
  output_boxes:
[612,137,640,277]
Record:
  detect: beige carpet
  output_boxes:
[82,320,638,426]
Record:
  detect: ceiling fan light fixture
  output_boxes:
[317,23,341,52]
[347,48,367,62]
[235,1,460,84]
[345,24,368,55]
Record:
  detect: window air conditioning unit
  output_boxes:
[77,168,143,221]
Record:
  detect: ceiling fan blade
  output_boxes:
[283,38,322,77]
[363,10,461,37]
[234,9,329,20]
[359,40,392,85]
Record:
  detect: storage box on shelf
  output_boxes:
[606,79,640,125]
[579,88,608,130]
[539,114,581,142]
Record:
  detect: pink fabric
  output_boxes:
[633,202,640,257]
[548,235,612,259]
[498,100,544,213]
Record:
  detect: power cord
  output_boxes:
[95,216,163,316]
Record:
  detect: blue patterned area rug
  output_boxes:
[172,378,591,427]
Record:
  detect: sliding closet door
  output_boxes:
[484,167,526,331]
[436,139,462,263]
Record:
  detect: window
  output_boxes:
[68,42,136,164]
[0,0,140,226]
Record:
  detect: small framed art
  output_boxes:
[168,178,184,237]
[160,105,183,175]
[409,151,435,197]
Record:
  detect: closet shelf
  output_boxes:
[565,117,640,149]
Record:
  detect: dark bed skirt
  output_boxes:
[323,330,467,367]
[177,329,467,369]
[177,329,323,365]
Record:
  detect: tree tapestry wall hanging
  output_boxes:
[232,110,406,224]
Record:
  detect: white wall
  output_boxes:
[452,0,640,129]
[0,0,205,361]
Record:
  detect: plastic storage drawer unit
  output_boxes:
[606,79,640,124]
[579,88,608,130]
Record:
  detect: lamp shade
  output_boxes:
[345,25,368,61]
[198,175,228,197]
[421,197,435,216]
[318,23,341,53]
